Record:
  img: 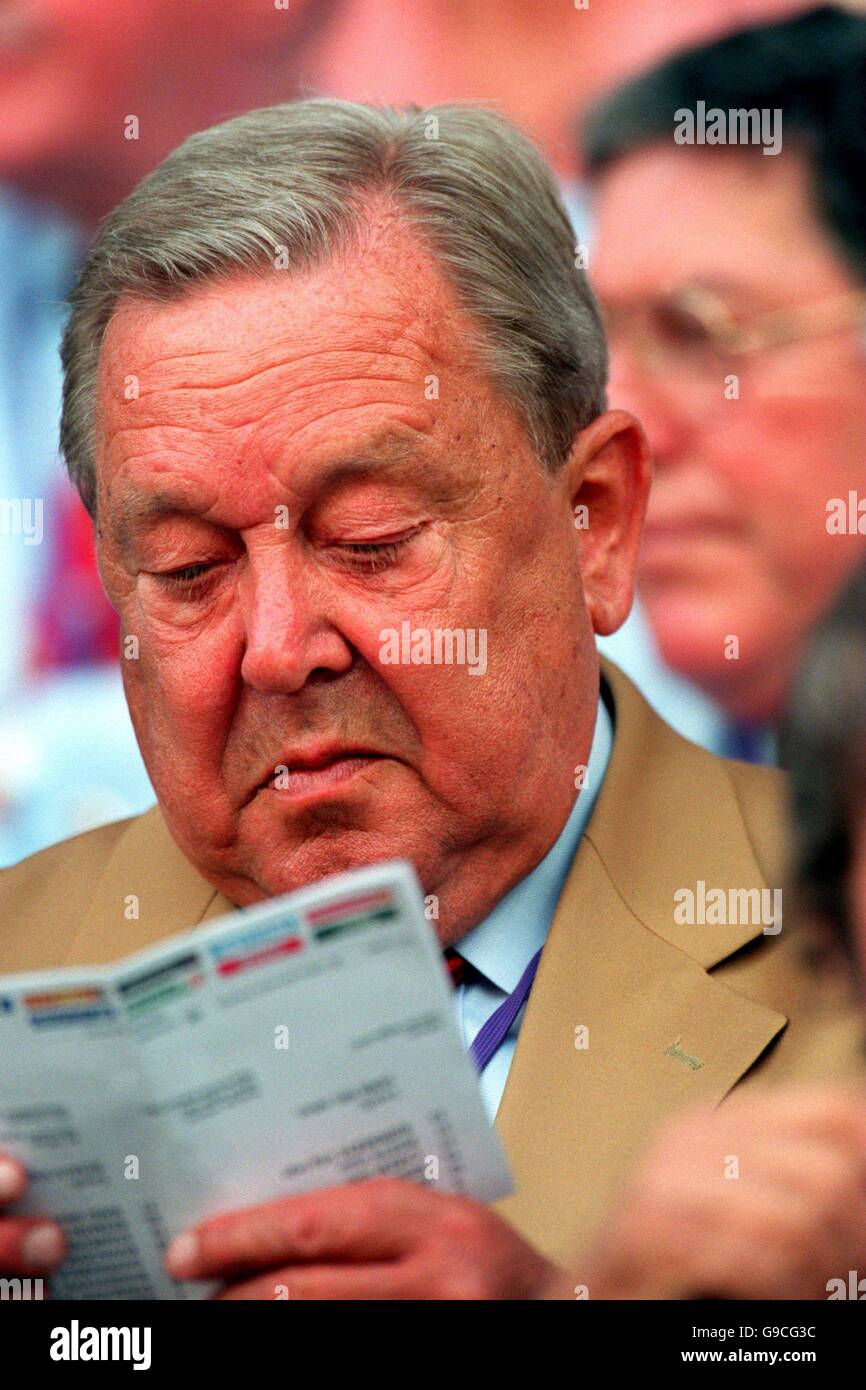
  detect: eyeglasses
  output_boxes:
[602,284,866,384]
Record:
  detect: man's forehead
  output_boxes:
[95,240,483,495]
[100,226,469,386]
[95,222,520,536]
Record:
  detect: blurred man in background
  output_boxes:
[585,5,866,762]
[0,0,337,225]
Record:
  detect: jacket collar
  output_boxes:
[65,804,233,967]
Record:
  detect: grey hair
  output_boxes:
[60,98,607,517]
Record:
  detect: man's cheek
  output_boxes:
[157,668,238,756]
[722,400,839,499]
[378,656,517,795]
[134,597,240,681]
[123,623,239,745]
[335,554,464,663]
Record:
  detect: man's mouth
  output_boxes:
[256,749,385,802]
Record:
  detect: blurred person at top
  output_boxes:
[0,0,335,862]
[315,0,805,212]
[582,5,866,764]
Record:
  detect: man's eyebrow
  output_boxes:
[110,493,205,556]
[315,442,432,488]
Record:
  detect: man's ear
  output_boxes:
[564,409,652,637]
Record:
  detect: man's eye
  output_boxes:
[156,562,216,593]
[335,530,420,573]
[653,303,715,349]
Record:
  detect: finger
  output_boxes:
[743,1086,866,1152]
[166,1177,436,1280]
[658,1180,845,1299]
[731,1134,866,1204]
[0,1218,66,1275]
[675,1225,809,1301]
[214,1260,411,1301]
[0,1156,27,1206]
[737,1140,866,1271]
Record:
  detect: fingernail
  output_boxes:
[0,1158,21,1200]
[166,1231,198,1277]
[23,1224,64,1271]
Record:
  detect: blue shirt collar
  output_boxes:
[455,691,613,994]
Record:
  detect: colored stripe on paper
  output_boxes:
[118,953,204,1014]
[24,986,113,1027]
[308,889,398,941]
[215,935,304,977]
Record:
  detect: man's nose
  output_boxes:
[607,348,695,466]
[240,552,353,694]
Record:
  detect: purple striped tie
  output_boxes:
[444,946,543,1074]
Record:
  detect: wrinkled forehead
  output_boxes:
[92,232,506,525]
[97,220,466,393]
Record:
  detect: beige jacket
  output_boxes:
[1,660,862,1263]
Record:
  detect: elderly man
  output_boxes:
[0,99,861,1300]
[584,5,866,760]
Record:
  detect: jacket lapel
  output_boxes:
[493,660,787,1263]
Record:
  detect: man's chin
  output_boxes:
[236,827,429,905]
[166,760,444,906]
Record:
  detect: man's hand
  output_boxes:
[554,1086,866,1300]
[166,1176,557,1300]
[0,1155,66,1278]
